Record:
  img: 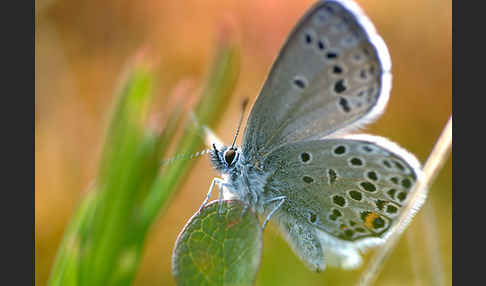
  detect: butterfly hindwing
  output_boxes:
[272,210,326,271]
[262,136,421,247]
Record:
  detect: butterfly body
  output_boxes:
[205,0,423,272]
[209,144,268,213]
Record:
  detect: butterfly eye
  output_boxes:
[224,149,237,166]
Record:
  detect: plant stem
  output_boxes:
[357,115,452,286]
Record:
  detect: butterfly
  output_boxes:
[201,0,423,271]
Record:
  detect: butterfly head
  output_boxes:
[210,143,240,173]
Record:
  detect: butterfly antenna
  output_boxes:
[231,98,250,149]
[161,149,212,167]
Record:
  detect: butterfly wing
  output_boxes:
[272,210,326,271]
[262,135,422,269]
[242,0,391,159]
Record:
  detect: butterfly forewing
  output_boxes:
[262,137,420,244]
[242,0,391,159]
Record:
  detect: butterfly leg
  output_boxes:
[240,204,250,220]
[262,196,286,230]
[198,177,224,213]
[239,195,252,219]
[239,184,258,219]
[217,183,226,215]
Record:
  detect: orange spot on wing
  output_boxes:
[364,212,380,230]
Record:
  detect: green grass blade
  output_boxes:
[77,63,155,286]
[48,33,240,286]
[140,38,241,230]
[47,189,97,286]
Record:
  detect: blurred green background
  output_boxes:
[35,0,451,285]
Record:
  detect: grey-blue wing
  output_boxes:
[271,211,326,271]
[242,0,391,159]
[262,136,422,249]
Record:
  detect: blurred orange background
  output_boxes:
[35,0,451,285]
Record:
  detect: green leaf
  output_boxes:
[172,200,262,286]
